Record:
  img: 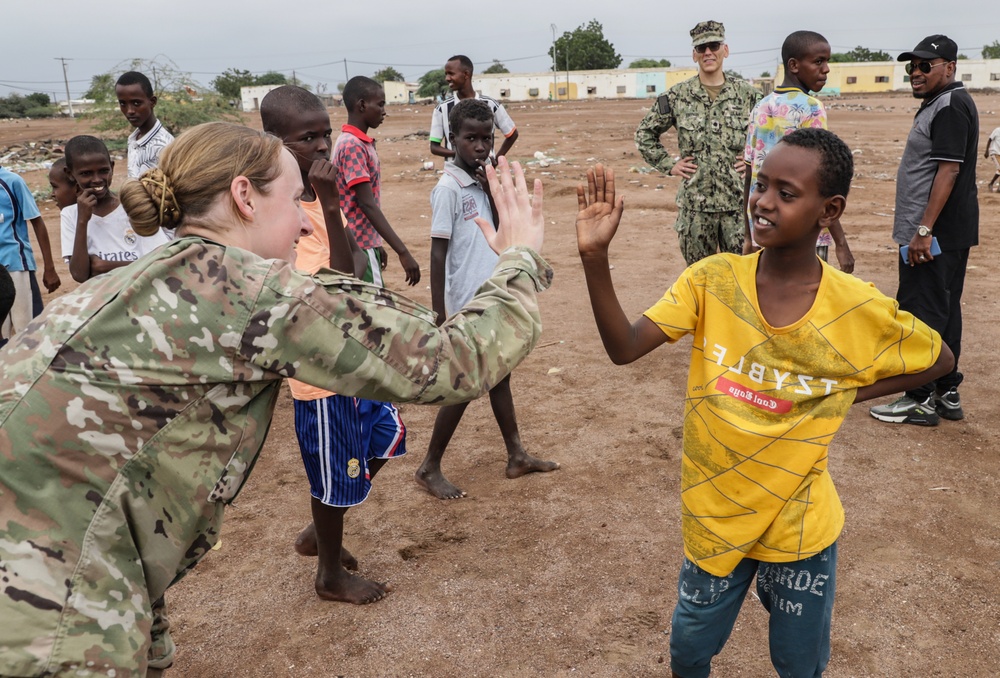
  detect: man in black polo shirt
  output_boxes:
[870,35,978,427]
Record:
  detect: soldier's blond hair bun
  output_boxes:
[120,122,284,237]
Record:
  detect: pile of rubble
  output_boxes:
[0,140,67,173]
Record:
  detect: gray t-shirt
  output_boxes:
[893,82,978,250]
[430,163,499,315]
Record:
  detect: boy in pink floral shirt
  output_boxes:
[743,30,854,272]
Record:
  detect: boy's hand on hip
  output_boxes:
[399,250,421,285]
[576,164,625,258]
[308,159,340,207]
[476,157,544,254]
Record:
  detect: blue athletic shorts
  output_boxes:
[293,395,406,507]
[670,542,837,678]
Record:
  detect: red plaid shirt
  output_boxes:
[333,125,383,249]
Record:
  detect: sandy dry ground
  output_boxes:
[7,91,1000,677]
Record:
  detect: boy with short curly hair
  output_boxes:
[577,128,952,676]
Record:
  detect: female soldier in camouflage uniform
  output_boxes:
[0,122,550,677]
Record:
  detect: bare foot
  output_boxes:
[506,453,560,479]
[415,466,467,500]
[294,523,318,556]
[316,570,393,605]
[293,524,358,570]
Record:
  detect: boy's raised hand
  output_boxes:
[576,165,625,257]
[308,158,339,206]
[475,157,543,254]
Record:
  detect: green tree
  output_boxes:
[982,41,1000,59]
[83,74,116,102]
[628,58,671,68]
[957,53,969,60]
[373,66,405,83]
[212,68,256,100]
[417,68,448,98]
[830,46,891,62]
[25,93,50,107]
[0,94,27,118]
[255,71,288,86]
[483,60,510,74]
[760,70,772,78]
[548,20,621,71]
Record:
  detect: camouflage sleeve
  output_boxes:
[634,94,677,174]
[246,246,553,405]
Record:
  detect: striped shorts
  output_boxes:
[293,395,406,507]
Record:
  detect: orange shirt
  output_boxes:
[286,197,347,402]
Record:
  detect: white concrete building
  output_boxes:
[240,85,282,112]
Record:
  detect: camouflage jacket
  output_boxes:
[0,237,552,677]
[635,75,761,212]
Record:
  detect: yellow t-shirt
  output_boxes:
[643,253,941,576]
[286,198,348,402]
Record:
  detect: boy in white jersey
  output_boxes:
[575,128,953,677]
[60,135,170,282]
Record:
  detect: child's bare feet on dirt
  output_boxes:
[294,524,358,570]
[415,466,467,500]
[506,452,560,479]
[316,569,393,604]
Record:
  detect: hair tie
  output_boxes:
[140,170,178,226]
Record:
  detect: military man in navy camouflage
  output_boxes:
[635,20,762,265]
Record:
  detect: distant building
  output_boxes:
[464,60,1000,103]
[777,59,1000,96]
[240,85,282,112]
[56,99,97,116]
[478,67,700,102]
[383,80,432,105]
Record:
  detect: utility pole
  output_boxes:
[550,24,558,100]
[56,57,74,118]
[565,38,571,100]
[344,59,349,82]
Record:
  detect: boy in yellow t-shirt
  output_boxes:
[575,128,953,678]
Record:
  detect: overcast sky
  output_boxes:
[1,2,997,101]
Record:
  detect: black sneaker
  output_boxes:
[935,388,964,421]
[869,396,940,426]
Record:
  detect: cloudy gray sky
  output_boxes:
[2,1,997,100]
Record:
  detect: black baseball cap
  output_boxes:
[897,35,958,62]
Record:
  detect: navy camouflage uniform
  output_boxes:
[635,74,761,265]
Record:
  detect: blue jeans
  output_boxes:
[670,542,837,678]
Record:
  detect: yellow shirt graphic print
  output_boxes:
[644,253,940,576]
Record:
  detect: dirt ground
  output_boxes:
[7,91,1000,677]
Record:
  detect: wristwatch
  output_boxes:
[917,224,933,237]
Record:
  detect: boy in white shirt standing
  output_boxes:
[116,71,174,179]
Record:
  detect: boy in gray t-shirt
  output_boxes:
[416,99,559,500]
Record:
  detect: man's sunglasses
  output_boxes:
[905,61,951,75]
[695,42,724,54]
